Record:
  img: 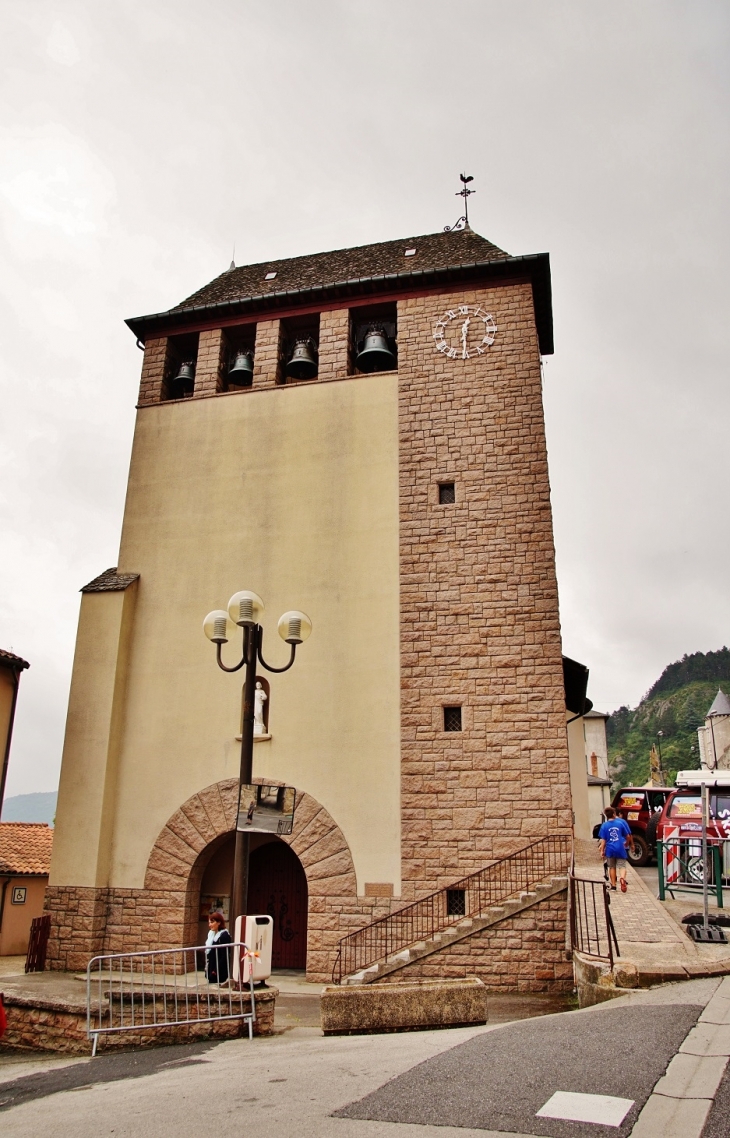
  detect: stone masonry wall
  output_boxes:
[1,992,276,1054]
[138,336,171,405]
[194,328,226,397]
[397,285,572,901]
[381,890,572,993]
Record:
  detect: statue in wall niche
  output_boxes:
[254,681,268,735]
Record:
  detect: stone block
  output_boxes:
[321,977,487,1035]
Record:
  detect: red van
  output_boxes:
[656,779,730,845]
[655,772,730,882]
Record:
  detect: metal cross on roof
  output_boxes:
[445,173,476,232]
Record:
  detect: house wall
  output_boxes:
[0,667,17,800]
[0,876,46,956]
[566,715,591,840]
[584,715,609,780]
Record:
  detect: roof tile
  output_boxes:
[81,568,140,593]
[174,227,508,314]
[0,823,53,875]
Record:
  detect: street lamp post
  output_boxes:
[203,591,311,926]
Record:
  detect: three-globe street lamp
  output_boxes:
[203,591,312,926]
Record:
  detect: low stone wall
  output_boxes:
[379,890,572,993]
[0,988,276,1054]
[573,950,730,1008]
[321,978,487,1035]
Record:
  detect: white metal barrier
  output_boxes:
[86,942,256,1056]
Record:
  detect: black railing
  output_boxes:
[332,834,571,984]
[568,873,619,969]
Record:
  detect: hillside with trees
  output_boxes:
[606,648,730,788]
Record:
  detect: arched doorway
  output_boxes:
[197,834,308,970]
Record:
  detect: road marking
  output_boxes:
[536,1090,634,1126]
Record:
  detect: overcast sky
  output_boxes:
[1,1,728,799]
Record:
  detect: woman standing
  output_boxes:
[205,911,232,984]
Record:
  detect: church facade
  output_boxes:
[46,227,575,984]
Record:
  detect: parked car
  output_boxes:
[592,786,674,866]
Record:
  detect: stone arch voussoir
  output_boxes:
[144,778,358,901]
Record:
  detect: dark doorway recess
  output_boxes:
[249,840,308,969]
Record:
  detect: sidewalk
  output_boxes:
[573,840,730,981]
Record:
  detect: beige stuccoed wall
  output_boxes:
[56,371,402,894]
[50,585,137,887]
[566,714,591,840]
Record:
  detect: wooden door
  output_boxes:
[248,841,308,969]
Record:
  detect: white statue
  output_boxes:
[254,681,268,735]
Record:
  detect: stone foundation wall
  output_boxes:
[381,890,572,993]
[1,991,275,1054]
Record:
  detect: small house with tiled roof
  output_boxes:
[48,222,578,991]
[0,823,52,956]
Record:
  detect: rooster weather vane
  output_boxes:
[444,173,475,232]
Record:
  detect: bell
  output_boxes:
[228,349,254,387]
[285,338,318,381]
[172,360,195,397]
[355,327,396,373]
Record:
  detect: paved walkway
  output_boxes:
[573,840,730,975]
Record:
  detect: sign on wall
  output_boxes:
[11,886,27,905]
[237,784,296,835]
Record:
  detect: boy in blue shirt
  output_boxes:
[598,807,634,892]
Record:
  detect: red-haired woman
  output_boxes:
[205,911,232,985]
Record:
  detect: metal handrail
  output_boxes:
[332,834,571,984]
[568,871,619,969]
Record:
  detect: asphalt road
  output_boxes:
[336,1003,701,1137]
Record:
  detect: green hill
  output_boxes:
[606,648,730,788]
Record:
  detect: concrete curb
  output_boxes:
[630,976,730,1136]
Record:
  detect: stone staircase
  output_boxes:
[344,876,567,984]
[333,835,572,985]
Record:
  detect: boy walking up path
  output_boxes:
[599,806,633,892]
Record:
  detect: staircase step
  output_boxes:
[340,860,570,984]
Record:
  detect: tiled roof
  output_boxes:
[176,227,508,313]
[81,567,140,593]
[0,648,30,671]
[0,823,53,875]
[126,225,554,355]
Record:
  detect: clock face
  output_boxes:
[432,305,497,359]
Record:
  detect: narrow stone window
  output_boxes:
[438,482,456,504]
[446,889,466,916]
[443,706,462,732]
